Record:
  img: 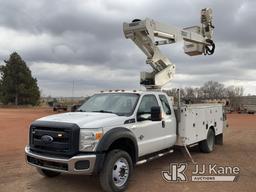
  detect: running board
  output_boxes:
[136,149,174,165]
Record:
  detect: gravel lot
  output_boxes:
[0,108,255,192]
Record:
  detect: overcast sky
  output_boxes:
[0,0,255,97]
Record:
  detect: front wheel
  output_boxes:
[100,150,133,192]
[36,168,61,177]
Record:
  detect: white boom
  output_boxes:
[123,8,215,89]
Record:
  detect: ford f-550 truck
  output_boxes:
[25,8,221,192]
[25,91,225,192]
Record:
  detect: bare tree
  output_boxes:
[224,85,244,110]
[201,81,225,99]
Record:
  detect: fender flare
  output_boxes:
[96,127,138,161]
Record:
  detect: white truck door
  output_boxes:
[133,94,169,157]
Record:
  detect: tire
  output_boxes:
[199,128,215,153]
[36,168,61,177]
[100,150,133,192]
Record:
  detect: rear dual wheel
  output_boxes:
[199,128,215,153]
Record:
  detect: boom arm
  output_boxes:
[123,8,215,89]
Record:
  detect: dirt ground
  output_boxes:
[0,108,255,192]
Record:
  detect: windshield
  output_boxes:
[78,93,140,116]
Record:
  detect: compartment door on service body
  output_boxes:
[133,94,165,157]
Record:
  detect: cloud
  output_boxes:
[30,62,141,96]
[0,0,255,96]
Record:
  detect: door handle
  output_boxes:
[162,120,165,128]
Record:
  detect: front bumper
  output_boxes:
[25,146,97,174]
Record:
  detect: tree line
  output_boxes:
[164,81,244,106]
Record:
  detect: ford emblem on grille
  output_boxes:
[41,135,54,144]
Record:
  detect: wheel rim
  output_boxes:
[207,130,214,151]
[112,157,129,187]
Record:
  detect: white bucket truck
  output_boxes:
[25,8,225,192]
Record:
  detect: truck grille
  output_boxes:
[29,121,80,156]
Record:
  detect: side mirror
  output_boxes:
[151,106,162,121]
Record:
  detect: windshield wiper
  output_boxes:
[92,110,114,114]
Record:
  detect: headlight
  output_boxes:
[79,129,103,151]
